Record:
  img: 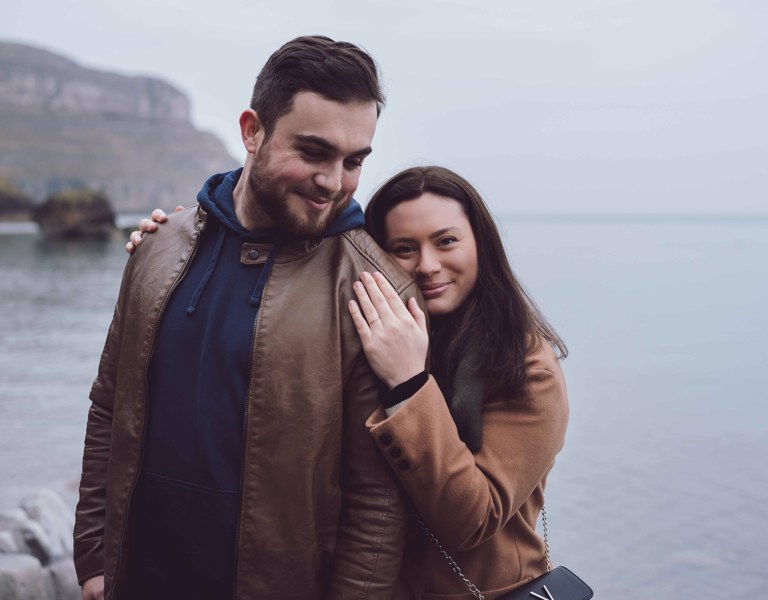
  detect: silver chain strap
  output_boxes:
[415,513,486,600]
[416,504,552,600]
[541,504,552,573]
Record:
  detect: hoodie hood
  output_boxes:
[185,169,364,315]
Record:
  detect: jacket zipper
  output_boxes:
[232,260,272,600]
[110,215,203,599]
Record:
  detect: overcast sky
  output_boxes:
[4,0,767,214]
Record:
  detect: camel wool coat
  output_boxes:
[366,341,569,600]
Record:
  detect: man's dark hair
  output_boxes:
[250,35,384,138]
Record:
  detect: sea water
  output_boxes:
[1,215,766,598]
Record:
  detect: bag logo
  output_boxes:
[530,585,555,600]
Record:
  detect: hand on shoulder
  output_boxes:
[125,206,184,254]
[348,271,429,389]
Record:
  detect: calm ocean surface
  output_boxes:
[1,215,766,598]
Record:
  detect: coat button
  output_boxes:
[388,447,402,458]
[378,433,393,446]
[396,459,411,471]
[248,249,260,260]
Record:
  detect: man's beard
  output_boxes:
[245,149,349,238]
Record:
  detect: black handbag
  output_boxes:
[418,505,593,600]
[496,565,592,600]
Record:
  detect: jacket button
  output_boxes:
[248,249,260,260]
[378,433,393,446]
[388,447,402,458]
[396,459,411,471]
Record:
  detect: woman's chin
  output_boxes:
[425,298,453,318]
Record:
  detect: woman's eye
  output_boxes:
[436,237,457,247]
[391,245,415,256]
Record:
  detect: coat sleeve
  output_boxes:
[366,341,569,552]
[72,258,134,584]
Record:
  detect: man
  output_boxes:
[74,36,421,600]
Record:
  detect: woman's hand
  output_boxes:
[125,206,184,254]
[348,271,428,389]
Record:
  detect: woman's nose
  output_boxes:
[416,249,440,275]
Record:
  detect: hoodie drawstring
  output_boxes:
[249,243,279,308]
[186,225,226,315]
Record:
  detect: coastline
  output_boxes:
[0,214,148,236]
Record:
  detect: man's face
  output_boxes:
[247,92,378,237]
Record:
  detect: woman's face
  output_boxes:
[383,192,479,317]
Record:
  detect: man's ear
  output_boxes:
[239,109,263,153]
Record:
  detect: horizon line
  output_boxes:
[494,211,768,223]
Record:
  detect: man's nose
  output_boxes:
[314,162,343,195]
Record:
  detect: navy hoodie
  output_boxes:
[125,169,364,599]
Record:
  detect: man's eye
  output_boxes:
[301,149,326,161]
[345,158,365,169]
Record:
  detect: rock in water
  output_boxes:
[33,189,116,239]
[0,489,79,599]
[0,554,55,600]
[46,558,80,600]
[20,490,75,563]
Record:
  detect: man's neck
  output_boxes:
[232,166,273,231]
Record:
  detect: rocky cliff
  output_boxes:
[0,41,238,213]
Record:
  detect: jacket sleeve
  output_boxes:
[72,259,133,584]
[328,354,407,599]
[328,284,423,599]
[366,341,569,552]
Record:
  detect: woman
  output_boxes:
[129,166,569,599]
[348,166,568,599]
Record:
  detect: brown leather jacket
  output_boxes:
[74,206,419,599]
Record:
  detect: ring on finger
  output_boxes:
[369,316,381,324]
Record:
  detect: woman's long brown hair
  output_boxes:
[365,166,567,400]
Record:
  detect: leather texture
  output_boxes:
[73,205,423,599]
